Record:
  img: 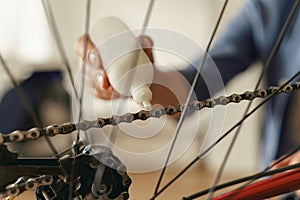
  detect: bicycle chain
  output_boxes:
[0,175,53,198]
[0,145,132,199]
[0,81,299,198]
[0,81,299,145]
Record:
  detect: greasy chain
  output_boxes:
[0,175,54,198]
[0,143,132,199]
[1,80,300,144]
[0,81,299,199]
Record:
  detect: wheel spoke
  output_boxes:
[207,0,300,198]
[69,1,91,199]
[153,66,300,199]
[40,0,80,102]
[0,53,59,157]
[183,143,300,199]
[152,0,229,197]
[2,1,300,199]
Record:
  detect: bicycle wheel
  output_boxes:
[0,2,298,199]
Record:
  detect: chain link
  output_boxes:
[0,81,299,145]
[0,175,53,199]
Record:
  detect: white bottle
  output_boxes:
[90,17,153,110]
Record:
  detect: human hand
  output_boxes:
[74,34,154,100]
[271,150,300,197]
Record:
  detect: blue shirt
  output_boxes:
[181,0,300,165]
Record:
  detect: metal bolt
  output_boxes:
[98,184,107,194]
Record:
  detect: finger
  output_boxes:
[85,67,104,84]
[296,190,300,197]
[74,34,94,58]
[271,151,300,169]
[75,34,102,68]
[289,151,300,165]
[85,69,109,90]
[94,84,120,100]
[102,73,110,89]
[88,49,102,69]
[139,35,154,63]
[270,156,292,169]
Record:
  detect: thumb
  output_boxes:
[139,35,154,63]
[102,73,110,89]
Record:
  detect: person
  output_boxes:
[0,69,73,157]
[0,70,71,134]
[75,0,300,198]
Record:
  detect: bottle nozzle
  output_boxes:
[142,100,152,111]
[131,85,152,111]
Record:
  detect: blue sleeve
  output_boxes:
[180,0,258,100]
